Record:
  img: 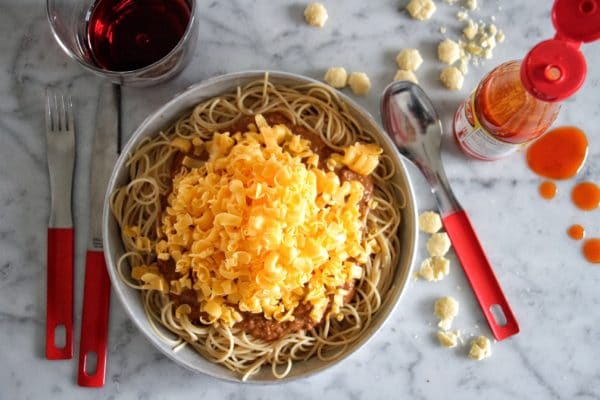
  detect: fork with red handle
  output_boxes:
[45,91,75,359]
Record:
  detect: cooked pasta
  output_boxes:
[110,74,404,380]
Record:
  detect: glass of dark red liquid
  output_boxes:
[47,0,198,86]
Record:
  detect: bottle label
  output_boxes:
[453,92,519,160]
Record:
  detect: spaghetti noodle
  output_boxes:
[110,75,404,380]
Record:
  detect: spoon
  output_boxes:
[381,81,519,341]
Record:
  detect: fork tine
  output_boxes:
[45,90,75,133]
[52,93,58,131]
[60,94,67,132]
[67,96,74,132]
[45,91,53,134]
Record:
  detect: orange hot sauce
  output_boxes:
[583,239,600,264]
[527,127,588,179]
[571,182,600,211]
[567,225,585,241]
[475,62,561,145]
[538,181,557,200]
[454,61,561,161]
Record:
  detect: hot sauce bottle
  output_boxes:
[453,0,600,160]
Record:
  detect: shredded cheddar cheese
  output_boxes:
[331,142,382,176]
[136,115,382,328]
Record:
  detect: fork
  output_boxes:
[45,91,75,359]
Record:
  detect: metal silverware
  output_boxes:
[45,91,75,359]
[381,81,519,341]
[77,83,120,387]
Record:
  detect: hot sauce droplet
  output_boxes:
[538,181,557,199]
[571,181,600,211]
[526,127,588,179]
[567,225,585,241]
[582,239,600,264]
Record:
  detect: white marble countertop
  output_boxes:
[2,0,600,399]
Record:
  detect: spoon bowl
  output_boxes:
[381,81,459,213]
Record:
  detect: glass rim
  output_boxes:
[46,0,198,77]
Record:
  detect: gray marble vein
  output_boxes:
[1,0,599,399]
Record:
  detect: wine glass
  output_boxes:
[46,0,198,86]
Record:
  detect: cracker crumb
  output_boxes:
[468,336,492,360]
[304,3,328,27]
[396,48,424,71]
[496,31,506,43]
[418,259,435,281]
[434,296,459,330]
[459,20,503,66]
[437,330,460,348]
[348,72,371,95]
[464,0,477,11]
[394,69,419,84]
[457,58,469,74]
[440,66,464,90]
[427,232,451,256]
[418,256,450,281]
[406,0,437,20]
[438,39,461,65]
[463,19,478,40]
[323,67,348,88]
[419,211,442,233]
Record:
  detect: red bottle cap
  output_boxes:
[521,0,600,102]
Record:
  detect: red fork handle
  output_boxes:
[46,228,74,359]
[77,250,111,387]
[443,210,520,341]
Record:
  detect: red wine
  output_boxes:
[87,0,191,71]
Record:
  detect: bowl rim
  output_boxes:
[102,70,419,383]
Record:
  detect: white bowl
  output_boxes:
[103,71,418,383]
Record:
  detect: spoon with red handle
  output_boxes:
[381,81,519,340]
